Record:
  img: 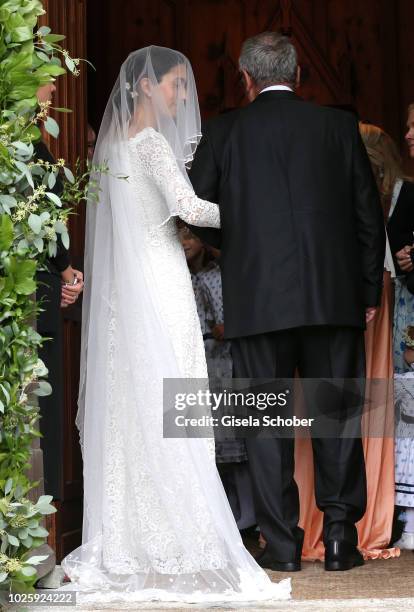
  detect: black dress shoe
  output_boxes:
[255,547,301,572]
[324,540,364,571]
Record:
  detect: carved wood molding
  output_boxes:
[280,0,293,36]
[263,2,350,101]
[291,9,350,101]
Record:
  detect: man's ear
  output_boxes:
[295,65,301,89]
[241,69,257,101]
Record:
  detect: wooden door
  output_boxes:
[40,0,414,561]
[39,0,87,562]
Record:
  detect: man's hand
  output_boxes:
[366,307,377,324]
[396,245,414,273]
[61,269,84,308]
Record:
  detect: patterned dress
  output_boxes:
[395,372,414,508]
[393,279,414,373]
[191,263,255,530]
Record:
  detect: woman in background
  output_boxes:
[294,122,397,561]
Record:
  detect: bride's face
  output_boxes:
[157,64,187,118]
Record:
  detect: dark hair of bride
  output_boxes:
[112,46,185,119]
[148,46,184,82]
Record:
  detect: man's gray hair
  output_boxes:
[239,31,298,88]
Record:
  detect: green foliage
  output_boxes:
[0,0,87,595]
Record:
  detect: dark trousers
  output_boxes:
[232,326,367,562]
[37,272,64,500]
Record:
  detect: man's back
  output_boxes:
[190,91,384,339]
[191,30,385,573]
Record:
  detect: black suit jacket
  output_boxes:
[189,91,385,339]
[387,180,414,274]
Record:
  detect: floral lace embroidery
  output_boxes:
[96,138,225,575]
[129,128,220,228]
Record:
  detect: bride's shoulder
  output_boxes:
[128,128,174,168]
[128,127,168,149]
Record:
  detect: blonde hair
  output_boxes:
[359,123,410,200]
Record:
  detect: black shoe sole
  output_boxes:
[325,557,364,571]
[259,560,301,572]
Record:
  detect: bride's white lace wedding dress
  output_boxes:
[60,128,290,605]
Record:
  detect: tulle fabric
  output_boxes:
[60,46,290,605]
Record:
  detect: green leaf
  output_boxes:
[24,124,41,142]
[33,237,43,252]
[21,535,33,549]
[28,213,42,234]
[5,477,12,494]
[37,495,53,505]
[7,534,19,547]
[63,166,75,183]
[64,55,75,72]
[51,107,72,113]
[0,384,10,404]
[37,26,51,36]
[54,220,66,234]
[0,572,8,583]
[14,160,34,187]
[45,191,62,207]
[7,257,37,295]
[0,214,14,250]
[33,381,52,397]
[37,504,57,515]
[1,537,8,554]
[8,81,38,102]
[40,211,50,222]
[28,526,48,537]
[17,238,29,251]
[14,485,23,499]
[61,231,69,250]
[25,554,48,565]
[48,172,56,189]
[48,240,57,257]
[12,140,32,156]
[35,63,66,77]
[44,116,59,139]
[42,33,66,43]
[0,195,17,214]
[7,12,32,43]
[36,50,50,62]
[0,7,10,23]
[21,565,36,577]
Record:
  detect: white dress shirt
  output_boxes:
[384,179,403,278]
[260,85,293,94]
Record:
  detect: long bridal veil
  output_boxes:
[60,46,290,605]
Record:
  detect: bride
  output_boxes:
[61,45,290,605]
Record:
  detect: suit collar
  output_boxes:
[253,90,301,104]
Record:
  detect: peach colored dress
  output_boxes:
[295,272,399,560]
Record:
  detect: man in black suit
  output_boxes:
[189,32,385,572]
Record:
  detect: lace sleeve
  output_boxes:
[133,129,220,228]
